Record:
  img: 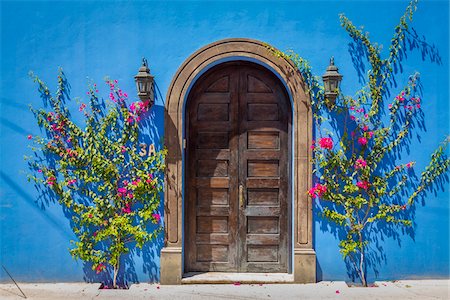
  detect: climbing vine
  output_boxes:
[269,0,448,286]
[25,70,166,288]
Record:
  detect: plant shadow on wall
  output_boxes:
[269,0,449,287]
[24,71,167,289]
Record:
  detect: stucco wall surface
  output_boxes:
[0,0,448,282]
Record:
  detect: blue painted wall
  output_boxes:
[1,0,448,283]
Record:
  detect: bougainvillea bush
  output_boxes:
[271,0,449,286]
[25,70,166,288]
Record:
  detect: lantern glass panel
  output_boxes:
[330,80,336,91]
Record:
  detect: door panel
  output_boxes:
[186,65,239,272]
[186,62,290,273]
[238,66,290,272]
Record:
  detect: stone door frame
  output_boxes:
[161,38,315,284]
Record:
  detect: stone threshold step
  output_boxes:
[181,272,294,284]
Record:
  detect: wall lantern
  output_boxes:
[134,58,155,106]
[322,57,343,106]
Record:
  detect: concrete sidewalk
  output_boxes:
[0,280,448,299]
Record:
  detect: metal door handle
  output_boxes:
[239,184,244,208]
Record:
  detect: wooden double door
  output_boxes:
[185,61,291,273]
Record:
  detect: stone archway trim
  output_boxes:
[161,38,315,284]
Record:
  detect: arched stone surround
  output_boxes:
[161,38,315,284]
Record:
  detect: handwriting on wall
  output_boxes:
[139,143,156,157]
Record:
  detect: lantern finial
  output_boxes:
[330,56,334,66]
[142,57,148,67]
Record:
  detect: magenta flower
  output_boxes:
[388,104,393,109]
[130,102,136,113]
[362,125,368,131]
[127,193,134,199]
[350,115,356,121]
[308,183,327,198]
[356,181,370,190]
[310,140,315,150]
[38,169,42,173]
[118,187,127,194]
[95,263,105,274]
[406,162,414,168]
[355,158,367,169]
[152,213,161,223]
[358,137,368,146]
[319,137,333,150]
[79,103,86,111]
[368,131,374,138]
[121,146,126,153]
[27,134,32,140]
[122,203,132,214]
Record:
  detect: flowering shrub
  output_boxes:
[25,70,166,288]
[270,0,449,286]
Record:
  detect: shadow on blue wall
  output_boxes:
[314,26,448,283]
[24,74,166,286]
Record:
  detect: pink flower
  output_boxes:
[47,176,56,185]
[126,116,134,124]
[350,115,356,121]
[406,162,413,168]
[319,137,333,150]
[310,140,315,150]
[79,103,86,111]
[356,181,370,190]
[416,104,421,109]
[95,263,105,274]
[38,169,42,173]
[355,158,367,169]
[388,104,393,109]
[358,137,368,146]
[123,93,128,98]
[122,203,132,214]
[68,179,77,185]
[88,214,93,218]
[121,146,126,153]
[130,102,136,112]
[93,231,98,237]
[396,94,405,102]
[152,213,161,223]
[127,193,134,199]
[362,125,368,131]
[118,187,127,194]
[27,134,32,140]
[350,106,355,111]
[308,183,327,198]
[364,114,369,119]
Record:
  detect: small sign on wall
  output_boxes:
[139,143,156,157]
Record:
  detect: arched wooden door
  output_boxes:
[185,61,291,273]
